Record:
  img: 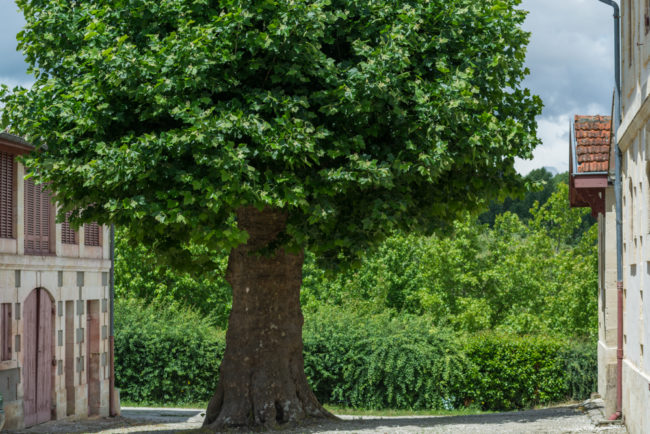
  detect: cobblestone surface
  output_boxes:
[5,402,628,433]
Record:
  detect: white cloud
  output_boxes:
[516,114,571,175]
[516,0,616,173]
[0,76,33,90]
[0,1,27,81]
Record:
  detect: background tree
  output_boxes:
[478,168,560,225]
[301,182,598,339]
[2,0,541,429]
[114,227,232,328]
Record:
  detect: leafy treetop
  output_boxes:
[2,0,541,267]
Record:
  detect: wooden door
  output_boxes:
[86,300,100,416]
[65,301,75,416]
[23,288,53,427]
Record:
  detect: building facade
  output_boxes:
[0,132,113,429]
[617,0,650,432]
[569,115,619,418]
[571,1,650,432]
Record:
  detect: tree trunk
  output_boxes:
[203,206,335,430]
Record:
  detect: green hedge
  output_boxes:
[462,333,582,410]
[115,301,596,410]
[561,340,598,400]
[114,299,224,404]
[303,308,472,410]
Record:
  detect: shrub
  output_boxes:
[303,308,472,410]
[114,299,224,404]
[114,301,597,410]
[461,332,595,410]
[561,340,597,400]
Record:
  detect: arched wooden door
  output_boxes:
[23,288,53,427]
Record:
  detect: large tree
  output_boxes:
[2,0,541,429]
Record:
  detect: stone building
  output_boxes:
[570,1,650,432]
[569,115,619,417]
[0,132,113,429]
[614,0,650,431]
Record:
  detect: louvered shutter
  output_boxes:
[24,179,51,255]
[61,212,77,244]
[84,222,100,247]
[0,152,14,239]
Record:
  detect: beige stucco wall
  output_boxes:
[622,360,650,434]
[598,186,618,417]
[616,119,650,434]
[609,2,650,432]
[0,161,112,429]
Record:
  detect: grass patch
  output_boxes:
[323,405,490,417]
[120,400,489,416]
[120,400,208,409]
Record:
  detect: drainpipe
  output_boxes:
[596,0,623,421]
[108,224,116,416]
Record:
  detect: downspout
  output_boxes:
[596,0,623,421]
[108,224,116,416]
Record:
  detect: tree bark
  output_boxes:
[203,206,335,430]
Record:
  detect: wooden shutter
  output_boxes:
[0,152,14,239]
[61,212,77,244]
[0,303,11,361]
[24,179,51,255]
[84,222,100,247]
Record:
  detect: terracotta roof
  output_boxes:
[574,115,611,173]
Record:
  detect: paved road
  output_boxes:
[6,402,627,433]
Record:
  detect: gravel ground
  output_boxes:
[5,401,627,433]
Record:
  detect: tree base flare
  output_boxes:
[202,207,336,430]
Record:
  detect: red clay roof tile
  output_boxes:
[574,115,611,173]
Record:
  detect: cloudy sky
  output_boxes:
[0,0,615,175]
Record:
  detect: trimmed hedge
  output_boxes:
[115,301,596,410]
[461,334,597,410]
[463,333,572,410]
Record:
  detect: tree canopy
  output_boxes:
[2,0,541,265]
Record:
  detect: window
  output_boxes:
[61,212,77,245]
[24,178,52,255]
[84,222,100,247]
[1,303,11,361]
[0,152,14,239]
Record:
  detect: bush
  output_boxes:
[303,308,473,410]
[114,299,224,404]
[461,333,596,410]
[561,340,597,400]
[114,302,597,410]
[304,312,597,412]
